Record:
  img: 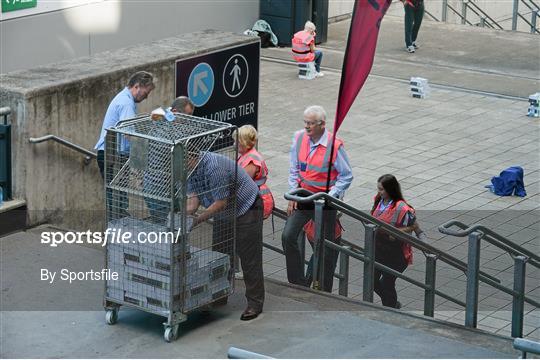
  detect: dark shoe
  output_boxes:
[240,307,261,321]
[395,301,402,309]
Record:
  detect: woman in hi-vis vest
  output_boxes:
[371,174,426,309]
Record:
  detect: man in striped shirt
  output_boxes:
[187,151,264,321]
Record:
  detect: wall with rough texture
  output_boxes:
[0,1,259,74]
[0,31,259,230]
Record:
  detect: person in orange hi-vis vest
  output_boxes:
[234,125,275,220]
[282,105,353,292]
[292,20,324,77]
[371,174,426,309]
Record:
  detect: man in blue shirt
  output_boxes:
[94,71,155,178]
[282,105,353,292]
[187,151,264,321]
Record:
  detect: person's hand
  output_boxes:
[287,200,297,216]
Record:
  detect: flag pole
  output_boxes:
[325,0,359,194]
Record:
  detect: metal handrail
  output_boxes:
[517,11,540,33]
[513,338,540,358]
[268,189,537,337]
[228,347,272,359]
[446,3,475,26]
[439,220,540,268]
[28,135,96,164]
[466,1,504,29]
[285,189,500,284]
[424,9,439,22]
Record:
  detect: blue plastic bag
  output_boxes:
[486,166,526,197]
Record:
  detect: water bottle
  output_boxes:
[0,186,3,206]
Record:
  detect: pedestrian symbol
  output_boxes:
[223,54,249,98]
[188,62,214,107]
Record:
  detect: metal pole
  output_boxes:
[339,246,351,297]
[424,254,437,317]
[461,0,468,25]
[512,0,519,30]
[299,230,306,276]
[363,224,377,302]
[531,10,538,34]
[511,255,527,338]
[312,199,325,290]
[480,17,486,27]
[465,232,481,328]
[442,0,448,22]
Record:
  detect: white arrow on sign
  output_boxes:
[193,71,208,97]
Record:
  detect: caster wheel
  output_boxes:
[164,325,179,342]
[105,309,118,325]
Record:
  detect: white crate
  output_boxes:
[410,77,429,87]
[298,62,316,80]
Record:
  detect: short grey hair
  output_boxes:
[304,105,326,124]
[127,71,154,88]
[171,96,195,113]
[304,21,316,32]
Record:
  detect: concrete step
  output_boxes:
[0,198,26,236]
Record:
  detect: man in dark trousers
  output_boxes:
[282,105,353,292]
[402,0,424,53]
[187,151,264,321]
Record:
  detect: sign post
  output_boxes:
[175,42,259,129]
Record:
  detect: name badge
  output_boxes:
[299,162,307,171]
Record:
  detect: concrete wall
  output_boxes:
[328,0,354,20]
[0,1,259,74]
[0,31,259,230]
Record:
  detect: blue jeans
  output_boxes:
[404,2,424,47]
[314,50,323,72]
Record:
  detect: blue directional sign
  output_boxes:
[187,62,214,107]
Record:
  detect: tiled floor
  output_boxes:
[256,59,539,340]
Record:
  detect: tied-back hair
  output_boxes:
[371,174,413,214]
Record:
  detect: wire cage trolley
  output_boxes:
[102,113,238,342]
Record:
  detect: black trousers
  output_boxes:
[97,150,128,217]
[373,238,408,308]
[282,205,340,292]
[404,2,424,47]
[213,197,265,311]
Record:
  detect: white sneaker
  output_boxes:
[316,72,324,77]
[406,45,415,53]
[412,41,419,49]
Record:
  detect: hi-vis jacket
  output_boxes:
[292,30,315,62]
[294,130,342,194]
[238,148,275,219]
[371,199,414,265]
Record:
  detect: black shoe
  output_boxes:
[240,307,261,321]
[395,301,402,309]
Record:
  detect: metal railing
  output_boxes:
[439,220,540,338]
[513,338,540,358]
[438,0,539,34]
[28,135,96,165]
[262,189,537,338]
[227,347,272,359]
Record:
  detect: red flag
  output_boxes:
[325,0,391,192]
[334,0,391,132]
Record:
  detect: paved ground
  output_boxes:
[257,14,540,340]
[0,230,518,358]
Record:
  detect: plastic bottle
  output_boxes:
[0,186,3,206]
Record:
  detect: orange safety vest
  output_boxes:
[292,30,315,63]
[295,130,342,193]
[371,199,414,265]
[303,219,343,243]
[238,148,275,219]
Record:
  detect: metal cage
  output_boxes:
[102,113,237,342]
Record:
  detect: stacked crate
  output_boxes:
[106,217,232,314]
[528,93,539,117]
[410,77,430,99]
